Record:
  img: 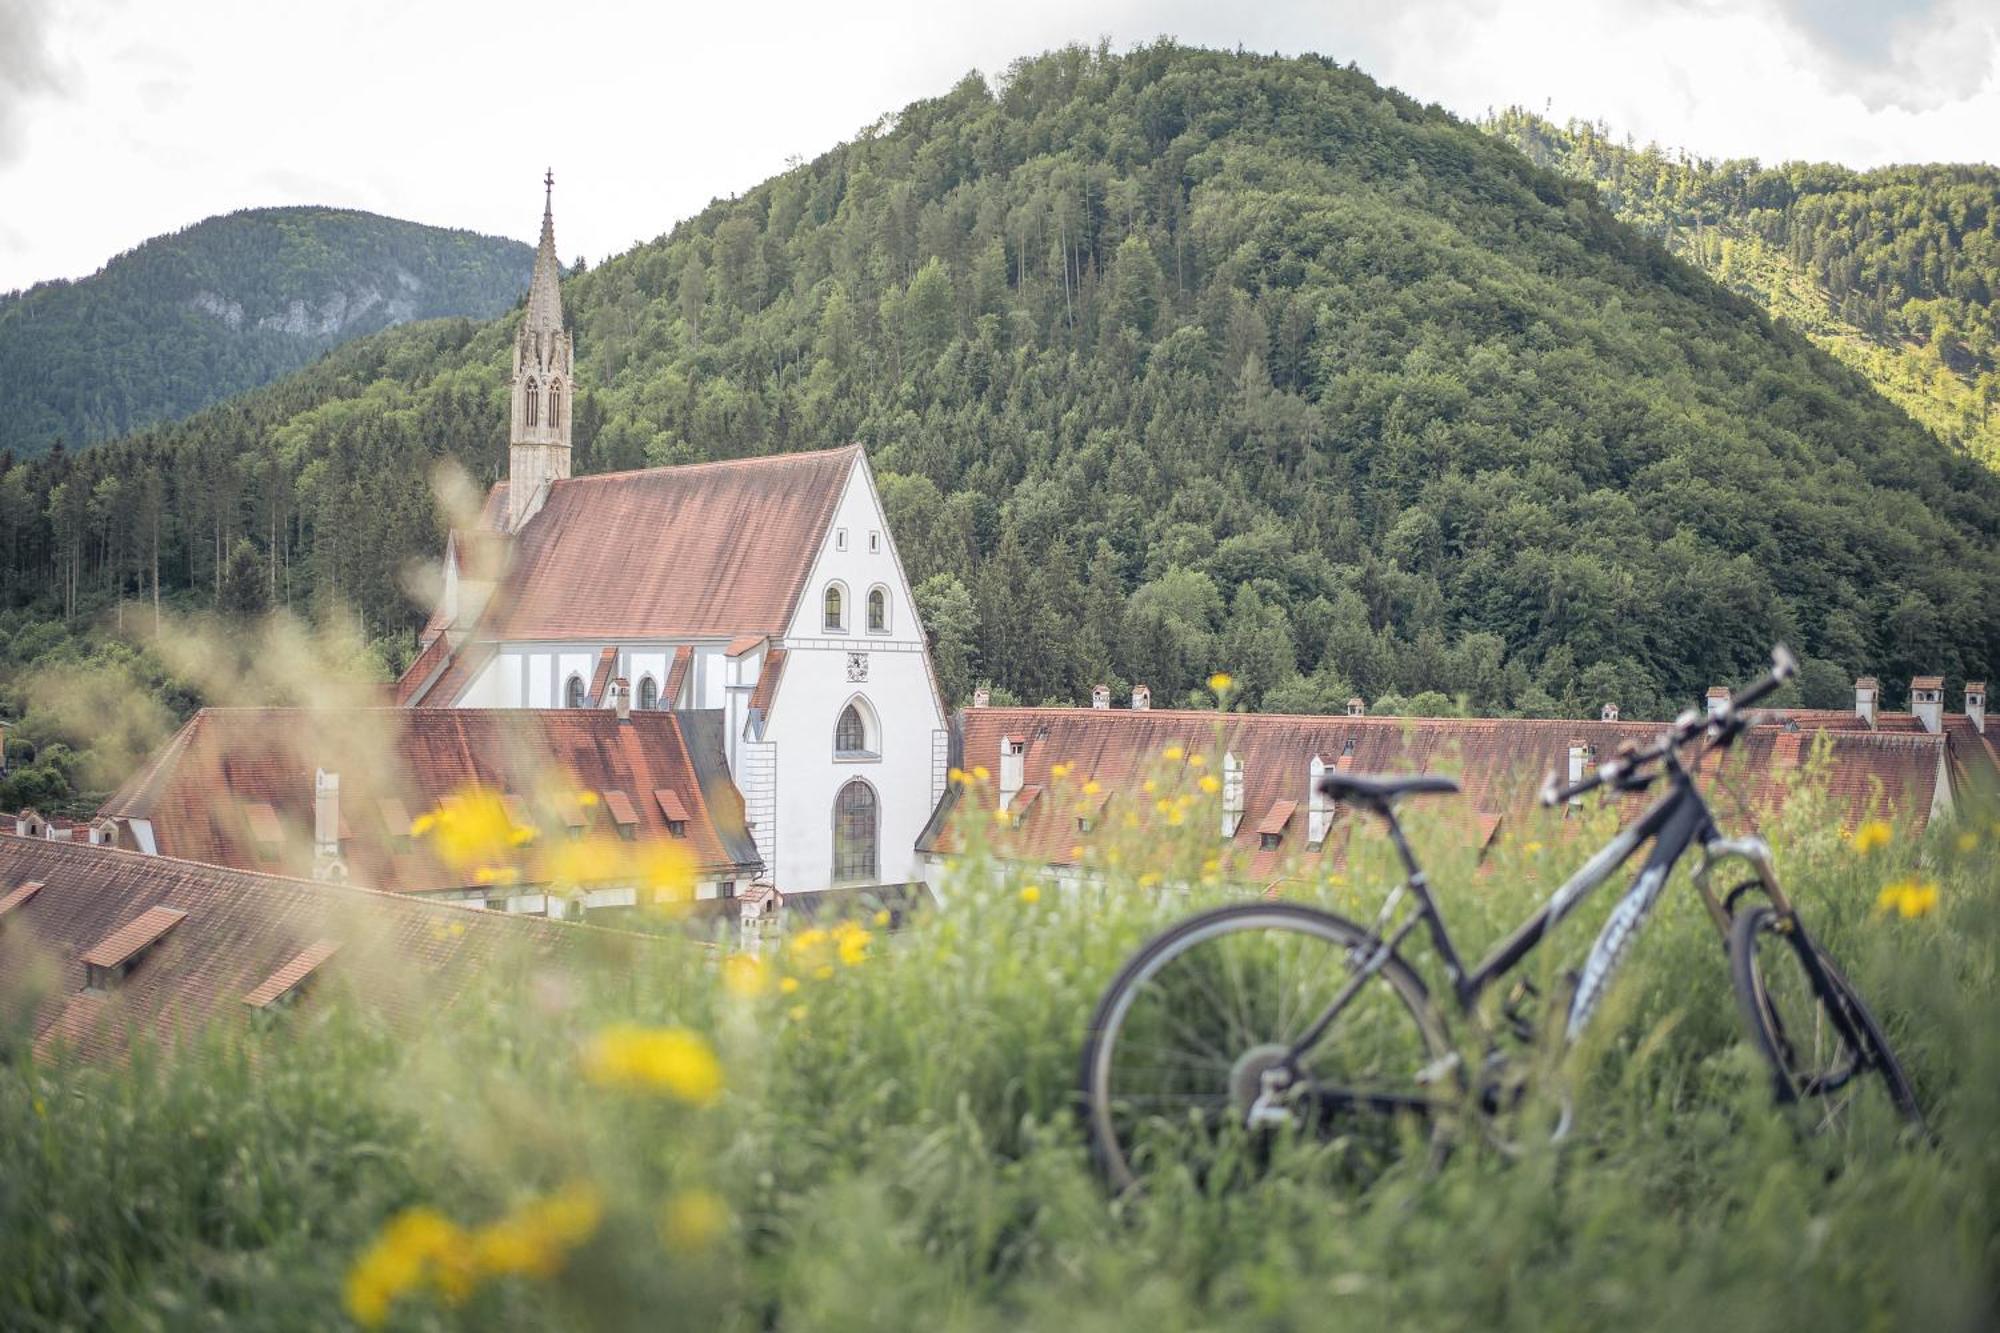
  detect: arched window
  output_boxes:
[867,586,888,633]
[548,382,562,429]
[564,673,585,708]
[525,379,540,427]
[638,674,658,710]
[832,780,878,884]
[836,703,867,755]
[823,583,845,632]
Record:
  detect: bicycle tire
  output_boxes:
[1079,902,1452,1196]
[1728,904,1924,1136]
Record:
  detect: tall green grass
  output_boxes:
[4,783,1997,1331]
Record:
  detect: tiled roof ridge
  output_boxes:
[0,833,655,941]
[549,442,861,488]
[99,712,205,818]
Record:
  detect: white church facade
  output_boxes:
[398,180,949,897]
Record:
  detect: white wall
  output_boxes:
[765,455,947,892]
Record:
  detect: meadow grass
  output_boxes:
[3,780,1997,1331]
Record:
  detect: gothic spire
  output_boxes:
[524,168,564,336]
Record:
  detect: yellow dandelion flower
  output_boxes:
[409,812,437,837]
[1162,745,1184,762]
[972,765,990,782]
[1069,844,1086,861]
[659,1189,728,1253]
[1019,884,1041,905]
[1187,753,1205,767]
[1141,778,1158,795]
[1875,878,1939,919]
[1050,762,1072,779]
[1201,857,1219,874]
[577,790,600,807]
[1165,808,1185,826]
[1849,820,1893,855]
[1208,672,1234,695]
[948,766,970,785]
[639,843,697,902]
[1138,872,1163,889]
[721,952,769,999]
[1082,779,1103,796]
[833,920,871,967]
[1199,774,1221,794]
[872,908,891,927]
[344,1207,466,1329]
[779,976,800,995]
[579,1025,724,1105]
[787,1004,809,1023]
[1523,841,1543,856]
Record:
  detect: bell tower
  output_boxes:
[509,169,573,532]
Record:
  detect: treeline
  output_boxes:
[1488,111,2000,445]
[0,208,532,457]
[4,44,1999,724]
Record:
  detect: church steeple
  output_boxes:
[509,169,573,532]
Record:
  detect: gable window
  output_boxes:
[867,586,888,633]
[564,673,585,709]
[868,531,881,553]
[835,528,849,551]
[834,698,881,760]
[638,675,659,710]
[823,583,846,632]
[525,379,540,427]
[832,780,878,884]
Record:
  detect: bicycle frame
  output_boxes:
[1286,745,1785,1066]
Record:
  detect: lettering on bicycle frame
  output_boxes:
[1565,861,1671,1042]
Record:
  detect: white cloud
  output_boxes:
[0,0,1993,293]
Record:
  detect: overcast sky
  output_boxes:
[2,0,1995,293]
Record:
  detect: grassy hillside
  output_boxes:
[0,207,533,456]
[1486,111,2000,466]
[3,44,1998,725]
[5,776,1997,1329]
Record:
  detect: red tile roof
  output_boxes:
[662,646,694,709]
[1256,799,1297,837]
[0,836,640,1062]
[98,708,761,893]
[585,647,618,707]
[477,446,859,641]
[396,631,455,706]
[400,639,497,708]
[923,707,1956,884]
[747,649,788,736]
[0,879,44,917]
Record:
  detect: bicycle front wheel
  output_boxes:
[1728,904,1924,1138]
[1079,903,1453,1196]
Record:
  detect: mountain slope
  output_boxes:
[0,208,533,456]
[4,44,1997,719]
[1486,111,2000,467]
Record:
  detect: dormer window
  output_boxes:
[602,789,639,841]
[244,939,340,1011]
[824,583,847,632]
[655,789,691,838]
[638,675,659,710]
[565,674,585,709]
[81,905,187,992]
[1256,800,1297,851]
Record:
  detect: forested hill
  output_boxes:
[0,208,533,456]
[1486,110,2000,466]
[5,44,1999,724]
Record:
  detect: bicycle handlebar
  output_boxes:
[1538,645,1797,807]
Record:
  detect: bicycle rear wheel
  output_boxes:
[1728,904,1924,1137]
[1079,903,1452,1196]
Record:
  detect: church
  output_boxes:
[397,179,950,899]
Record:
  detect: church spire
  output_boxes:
[525,167,565,337]
[509,170,574,532]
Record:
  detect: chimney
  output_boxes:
[1854,676,1878,728]
[611,676,631,722]
[1910,675,1944,734]
[1307,755,1334,846]
[313,769,342,879]
[1600,701,1619,723]
[999,735,1025,809]
[1706,686,1731,719]
[1091,684,1110,710]
[1566,739,1592,805]
[1346,696,1366,718]
[1131,684,1151,711]
[971,686,990,709]
[1966,681,1986,734]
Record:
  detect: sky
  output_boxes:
[1,0,1995,293]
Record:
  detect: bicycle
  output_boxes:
[1079,647,1925,1195]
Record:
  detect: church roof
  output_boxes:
[477,445,860,642]
[525,173,565,337]
[99,707,762,893]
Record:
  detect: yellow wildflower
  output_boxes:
[1162,745,1184,762]
[1187,753,1205,767]
[1208,672,1234,696]
[1141,778,1157,795]
[1050,762,1072,780]
[419,787,520,874]
[787,1004,808,1023]
[409,812,437,837]
[1138,872,1163,889]
[1523,841,1543,856]
[1069,843,1086,861]
[545,838,623,888]
[721,952,769,999]
[948,766,970,785]
[659,1189,728,1252]
[471,1183,603,1281]
[1874,878,1939,919]
[577,790,600,807]
[1199,774,1221,794]
[638,843,697,902]
[1956,830,1979,854]
[580,1025,724,1105]
[1019,884,1041,905]
[1849,820,1893,855]
[779,976,800,995]
[1082,779,1102,796]
[343,1207,466,1328]
[872,908,891,927]
[972,765,990,782]
[833,920,871,967]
